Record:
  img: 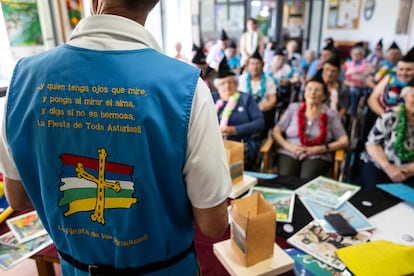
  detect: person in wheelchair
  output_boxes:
[359,77,414,190]
[213,57,265,170]
[272,74,349,180]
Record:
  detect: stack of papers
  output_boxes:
[0,210,52,270]
[287,176,369,272]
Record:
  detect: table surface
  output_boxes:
[0,176,404,276]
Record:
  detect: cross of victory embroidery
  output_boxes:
[75,148,121,224]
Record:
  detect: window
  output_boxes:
[200,0,245,40]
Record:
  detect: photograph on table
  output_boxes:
[295,176,360,209]
[0,231,53,270]
[287,221,371,271]
[285,247,349,276]
[6,210,47,243]
[300,197,375,233]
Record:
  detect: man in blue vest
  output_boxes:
[0,1,232,275]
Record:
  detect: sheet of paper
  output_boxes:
[368,202,414,245]
[377,183,414,204]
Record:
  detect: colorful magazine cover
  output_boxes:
[0,231,53,270]
[249,186,295,223]
[285,248,349,276]
[287,221,371,271]
[6,210,47,243]
[300,197,375,233]
[295,176,360,209]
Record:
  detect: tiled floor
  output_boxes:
[3,259,62,276]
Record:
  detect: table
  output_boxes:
[0,176,403,276]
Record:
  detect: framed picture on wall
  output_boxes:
[56,0,84,42]
[0,0,45,61]
[0,0,43,47]
[396,0,413,34]
[327,0,362,29]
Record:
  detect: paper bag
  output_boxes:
[223,140,244,185]
[230,193,276,267]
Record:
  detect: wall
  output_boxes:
[146,2,163,50]
[321,0,414,53]
[161,0,193,57]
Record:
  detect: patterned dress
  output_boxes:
[361,109,414,167]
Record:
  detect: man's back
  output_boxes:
[0,8,231,275]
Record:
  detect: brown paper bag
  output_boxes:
[223,140,244,185]
[230,193,276,267]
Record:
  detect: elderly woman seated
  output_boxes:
[272,75,349,180]
[359,77,414,190]
[212,57,265,170]
[238,49,277,139]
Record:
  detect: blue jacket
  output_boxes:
[6,45,200,274]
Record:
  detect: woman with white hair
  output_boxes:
[213,57,265,169]
[359,77,414,190]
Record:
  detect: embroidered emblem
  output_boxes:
[59,148,137,225]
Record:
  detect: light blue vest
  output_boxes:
[6,45,200,275]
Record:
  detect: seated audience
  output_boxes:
[191,44,217,92]
[270,48,296,86]
[306,45,337,81]
[225,40,241,75]
[317,57,349,121]
[359,77,414,190]
[263,40,276,75]
[366,41,402,90]
[368,46,414,115]
[238,49,277,138]
[206,29,229,71]
[343,46,372,116]
[298,49,316,77]
[272,75,349,180]
[213,57,265,170]
[366,38,384,72]
[285,40,302,73]
[270,48,300,114]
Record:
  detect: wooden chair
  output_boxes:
[258,135,346,180]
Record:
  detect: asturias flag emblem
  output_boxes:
[59,148,137,225]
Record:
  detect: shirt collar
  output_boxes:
[68,14,162,52]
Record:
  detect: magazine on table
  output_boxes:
[300,197,375,233]
[287,221,371,271]
[0,231,53,270]
[6,210,47,243]
[249,186,295,223]
[295,176,360,209]
[285,247,352,276]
